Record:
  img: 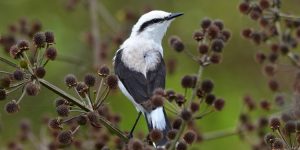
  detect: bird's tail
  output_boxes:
[145,106,171,147]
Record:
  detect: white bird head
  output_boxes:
[130,10,183,43]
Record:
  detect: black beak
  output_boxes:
[167,12,184,20]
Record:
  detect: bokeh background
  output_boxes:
[0,0,300,149]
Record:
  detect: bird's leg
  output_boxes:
[128,111,142,139]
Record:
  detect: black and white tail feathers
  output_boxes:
[145,107,171,147]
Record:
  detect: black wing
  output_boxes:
[114,49,166,104]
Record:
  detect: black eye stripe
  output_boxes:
[138,17,166,33]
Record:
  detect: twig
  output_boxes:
[169,122,186,150]
[0,56,18,68]
[191,65,204,102]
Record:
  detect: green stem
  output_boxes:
[169,122,186,150]
[202,128,237,141]
[95,78,104,102]
[191,65,204,102]
[0,56,18,68]
[194,109,214,119]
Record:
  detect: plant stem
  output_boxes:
[95,78,104,102]
[169,122,186,150]
[202,128,237,141]
[194,109,214,119]
[191,65,204,102]
[0,56,18,68]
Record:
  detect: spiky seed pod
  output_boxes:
[270,117,281,130]
[48,119,62,130]
[151,95,164,107]
[181,75,194,88]
[76,82,88,96]
[56,105,70,117]
[176,141,187,150]
[35,67,46,78]
[210,53,222,64]
[77,115,88,125]
[128,139,143,150]
[264,133,275,145]
[5,100,19,113]
[87,112,98,123]
[255,51,266,64]
[150,129,163,142]
[98,65,110,77]
[17,40,30,51]
[33,32,46,48]
[285,121,296,134]
[172,118,183,130]
[238,2,250,14]
[183,130,196,144]
[193,31,204,41]
[207,25,220,39]
[106,75,118,89]
[64,74,77,87]
[58,130,73,145]
[84,74,96,87]
[260,100,271,110]
[211,39,224,52]
[9,45,21,59]
[0,89,6,100]
[181,109,192,122]
[153,88,165,96]
[55,98,67,107]
[214,98,225,111]
[175,94,185,106]
[168,36,180,46]
[221,30,231,42]
[25,82,40,96]
[172,40,185,52]
[259,0,270,9]
[201,79,214,93]
[167,129,178,140]
[201,18,212,29]
[268,79,279,92]
[205,94,216,105]
[45,31,55,44]
[45,47,57,60]
[198,43,209,54]
[1,77,11,88]
[213,20,224,31]
[272,139,284,149]
[190,102,200,113]
[13,70,24,81]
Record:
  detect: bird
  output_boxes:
[113,10,183,147]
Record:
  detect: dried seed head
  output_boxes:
[77,115,88,125]
[153,88,165,96]
[9,45,21,59]
[33,32,46,48]
[183,130,196,144]
[207,25,220,39]
[213,19,224,31]
[0,89,6,100]
[259,0,270,9]
[106,75,118,90]
[175,94,185,106]
[258,117,269,128]
[270,117,281,130]
[64,74,77,87]
[190,102,200,113]
[214,98,225,111]
[150,129,163,142]
[264,133,275,145]
[25,82,40,96]
[193,30,204,41]
[238,2,251,14]
[55,98,67,107]
[275,95,285,107]
[166,90,176,101]
[0,77,11,89]
[198,43,209,54]
[181,75,194,88]
[285,121,296,134]
[128,139,143,150]
[210,53,222,64]
[279,44,289,55]
[56,105,69,117]
[211,39,224,52]
[45,31,55,44]
[151,95,164,107]
[48,119,62,130]
[17,40,30,51]
[181,109,192,122]
[272,139,284,149]
[172,118,183,130]
[5,100,19,113]
[201,18,212,29]
[201,79,214,93]
[260,100,271,110]
[221,30,231,42]
[35,67,46,78]
[45,47,57,60]
[268,79,279,92]
[263,64,276,77]
[176,141,187,150]
[98,65,110,77]
[167,129,177,140]
[255,51,266,64]
[168,36,180,46]
[171,39,185,52]
[241,28,252,39]
[76,82,88,96]
[205,94,216,105]
[84,74,96,87]
[13,70,24,81]
[87,112,98,123]
[58,130,73,145]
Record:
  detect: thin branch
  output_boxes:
[169,122,186,150]
[191,65,204,102]
[0,56,18,68]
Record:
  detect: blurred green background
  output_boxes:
[0,0,300,149]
